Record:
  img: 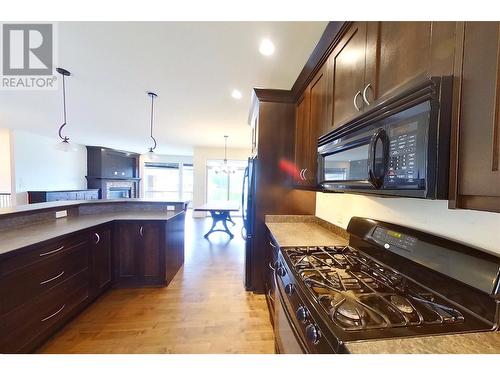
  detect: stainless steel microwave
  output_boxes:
[317,76,453,199]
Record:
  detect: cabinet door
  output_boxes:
[165,212,185,285]
[452,22,500,212]
[265,237,278,326]
[294,91,310,185]
[364,22,432,105]
[364,22,456,106]
[311,64,330,137]
[330,22,367,129]
[140,223,163,284]
[91,227,112,297]
[115,222,140,282]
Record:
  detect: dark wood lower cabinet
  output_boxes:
[90,226,112,298]
[265,234,279,326]
[114,221,166,286]
[0,214,185,353]
[165,211,186,285]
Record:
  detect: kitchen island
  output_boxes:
[0,199,189,353]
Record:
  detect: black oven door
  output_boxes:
[274,272,306,354]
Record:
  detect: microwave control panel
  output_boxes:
[386,121,422,187]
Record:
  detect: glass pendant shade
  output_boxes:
[214,135,235,174]
[55,139,79,152]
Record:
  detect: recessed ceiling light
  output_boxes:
[231,89,242,99]
[259,38,275,56]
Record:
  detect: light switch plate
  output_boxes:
[55,210,68,219]
[166,205,175,211]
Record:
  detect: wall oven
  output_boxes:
[318,76,452,199]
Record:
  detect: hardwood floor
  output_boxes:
[37,212,275,354]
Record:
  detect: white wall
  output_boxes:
[0,129,12,193]
[192,146,250,217]
[11,130,87,205]
[316,192,500,255]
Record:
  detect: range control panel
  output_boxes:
[372,227,418,252]
[387,121,419,186]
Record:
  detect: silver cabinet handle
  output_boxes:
[139,226,144,237]
[41,304,66,322]
[267,289,275,303]
[268,261,276,271]
[353,91,362,111]
[94,232,100,244]
[40,271,65,285]
[269,241,276,249]
[362,83,372,106]
[39,245,64,257]
[303,168,309,180]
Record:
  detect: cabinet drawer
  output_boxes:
[0,269,89,353]
[0,234,88,275]
[1,240,89,314]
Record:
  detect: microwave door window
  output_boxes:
[324,144,370,182]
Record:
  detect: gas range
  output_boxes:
[273,218,500,353]
[287,245,466,330]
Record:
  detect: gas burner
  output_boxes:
[336,300,365,321]
[390,295,414,314]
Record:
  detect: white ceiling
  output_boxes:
[0,22,327,155]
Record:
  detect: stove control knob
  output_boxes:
[296,306,309,323]
[306,324,321,345]
[277,266,286,277]
[285,284,294,295]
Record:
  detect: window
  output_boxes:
[144,162,180,200]
[181,164,194,207]
[144,162,193,205]
[206,159,247,215]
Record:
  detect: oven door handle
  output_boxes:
[368,128,389,189]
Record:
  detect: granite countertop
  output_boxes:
[264,215,500,354]
[265,215,348,247]
[0,198,190,217]
[0,211,182,256]
[345,331,500,354]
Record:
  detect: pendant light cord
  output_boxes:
[58,73,69,142]
[149,92,157,152]
[224,135,228,163]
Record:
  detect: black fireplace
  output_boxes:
[108,187,132,199]
[86,146,141,199]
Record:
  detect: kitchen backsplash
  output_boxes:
[315,192,500,255]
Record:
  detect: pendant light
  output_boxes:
[215,135,235,174]
[146,92,158,156]
[55,67,77,152]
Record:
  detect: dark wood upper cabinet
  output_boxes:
[364,22,432,103]
[310,64,330,139]
[294,65,329,187]
[325,22,456,131]
[364,22,456,106]
[450,22,500,212]
[294,90,311,185]
[330,22,368,130]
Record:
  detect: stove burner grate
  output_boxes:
[284,245,465,331]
